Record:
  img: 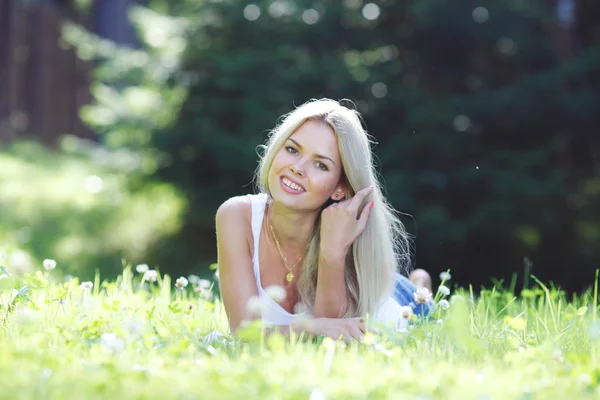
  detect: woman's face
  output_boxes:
[268,119,344,211]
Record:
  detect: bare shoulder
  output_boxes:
[216,195,252,222]
[215,195,253,255]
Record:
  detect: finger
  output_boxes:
[348,326,364,341]
[344,331,359,343]
[357,201,373,228]
[348,185,374,211]
[356,317,366,333]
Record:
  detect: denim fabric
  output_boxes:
[393,273,435,318]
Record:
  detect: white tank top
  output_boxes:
[249,193,310,325]
[248,193,407,330]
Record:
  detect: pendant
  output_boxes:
[285,272,294,283]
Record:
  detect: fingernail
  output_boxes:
[369,185,374,189]
[369,201,374,209]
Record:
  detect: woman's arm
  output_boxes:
[215,197,363,341]
[216,197,262,333]
[312,186,375,318]
[312,253,349,318]
[264,317,366,342]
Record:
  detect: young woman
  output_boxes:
[216,99,434,342]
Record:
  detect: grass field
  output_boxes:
[1,263,599,400]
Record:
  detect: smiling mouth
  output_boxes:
[281,176,305,192]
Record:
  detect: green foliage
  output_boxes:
[62,0,599,289]
[1,265,600,398]
[0,140,187,280]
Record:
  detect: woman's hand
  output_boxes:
[302,317,366,342]
[319,186,375,261]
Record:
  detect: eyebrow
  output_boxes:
[288,138,336,166]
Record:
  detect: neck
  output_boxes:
[266,199,318,251]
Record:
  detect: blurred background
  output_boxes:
[0,0,598,294]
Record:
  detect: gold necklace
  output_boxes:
[268,222,305,283]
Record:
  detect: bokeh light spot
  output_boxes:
[243,4,261,21]
[453,115,471,132]
[83,175,104,194]
[302,9,319,25]
[362,3,380,21]
[472,7,489,23]
[371,82,388,98]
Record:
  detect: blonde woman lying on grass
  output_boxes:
[216,98,434,342]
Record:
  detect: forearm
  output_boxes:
[312,253,348,318]
[263,319,316,338]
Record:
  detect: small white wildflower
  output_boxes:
[450,294,464,304]
[399,306,414,320]
[476,372,484,383]
[577,373,592,385]
[552,349,564,363]
[43,259,57,271]
[436,319,444,325]
[439,271,452,281]
[100,333,125,355]
[122,319,144,337]
[143,270,158,282]
[196,288,214,301]
[439,299,450,310]
[438,285,450,296]
[309,388,326,400]
[187,274,201,285]
[80,281,93,290]
[135,264,149,273]
[264,285,287,303]
[197,279,211,290]
[246,295,264,316]
[413,287,432,304]
[294,302,308,314]
[175,276,188,289]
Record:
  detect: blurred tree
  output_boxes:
[69,0,599,291]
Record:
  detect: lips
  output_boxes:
[280,176,306,193]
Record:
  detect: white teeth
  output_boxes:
[282,177,304,192]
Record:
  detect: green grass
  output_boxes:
[1,264,599,400]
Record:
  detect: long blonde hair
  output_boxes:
[255,98,412,317]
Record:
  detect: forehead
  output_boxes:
[287,120,340,160]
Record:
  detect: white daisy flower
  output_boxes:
[413,287,432,304]
[438,285,450,296]
[439,299,450,310]
[43,259,57,271]
[197,279,211,290]
[439,271,452,281]
[399,306,414,320]
[100,333,125,355]
[175,277,188,289]
[246,296,264,316]
[135,264,149,274]
[264,285,286,304]
[80,281,93,290]
[143,270,158,282]
[187,274,201,285]
[309,388,326,400]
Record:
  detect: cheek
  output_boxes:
[271,150,292,169]
[310,172,339,194]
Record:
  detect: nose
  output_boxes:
[290,164,305,177]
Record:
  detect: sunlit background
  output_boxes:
[0,0,598,294]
